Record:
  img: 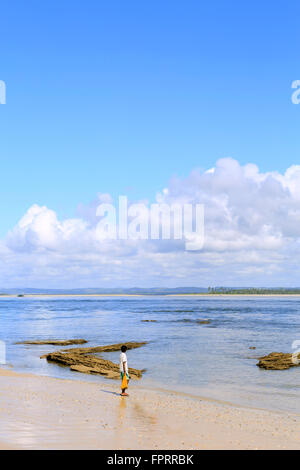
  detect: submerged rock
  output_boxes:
[57,341,147,355]
[179,319,211,325]
[41,341,147,379]
[257,352,300,370]
[16,339,88,346]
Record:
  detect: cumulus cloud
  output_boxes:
[2,157,300,287]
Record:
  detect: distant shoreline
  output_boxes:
[2,293,300,298]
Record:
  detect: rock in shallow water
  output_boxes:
[41,341,147,379]
[257,352,300,370]
[16,339,88,346]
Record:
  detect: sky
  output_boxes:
[0,0,300,288]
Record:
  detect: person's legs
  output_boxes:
[120,372,129,396]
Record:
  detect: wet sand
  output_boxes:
[0,369,299,449]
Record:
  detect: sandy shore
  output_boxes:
[0,369,299,450]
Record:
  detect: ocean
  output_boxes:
[1,295,300,414]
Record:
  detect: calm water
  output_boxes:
[1,295,300,413]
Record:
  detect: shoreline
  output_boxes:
[0,368,299,449]
[2,293,300,298]
[1,364,296,417]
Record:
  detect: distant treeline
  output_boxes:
[207,287,300,295]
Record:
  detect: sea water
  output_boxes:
[1,295,300,414]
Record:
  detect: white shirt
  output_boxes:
[120,352,128,373]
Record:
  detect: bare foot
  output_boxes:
[121,392,129,396]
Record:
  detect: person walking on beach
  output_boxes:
[120,345,129,396]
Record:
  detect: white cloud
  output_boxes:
[2,157,300,287]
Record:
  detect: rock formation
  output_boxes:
[16,339,88,346]
[41,341,147,379]
[257,352,300,370]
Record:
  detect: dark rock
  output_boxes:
[16,339,88,346]
[257,352,300,370]
[179,319,211,324]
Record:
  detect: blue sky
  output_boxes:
[0,1,300,287]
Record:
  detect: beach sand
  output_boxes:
[0,368,299,450]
